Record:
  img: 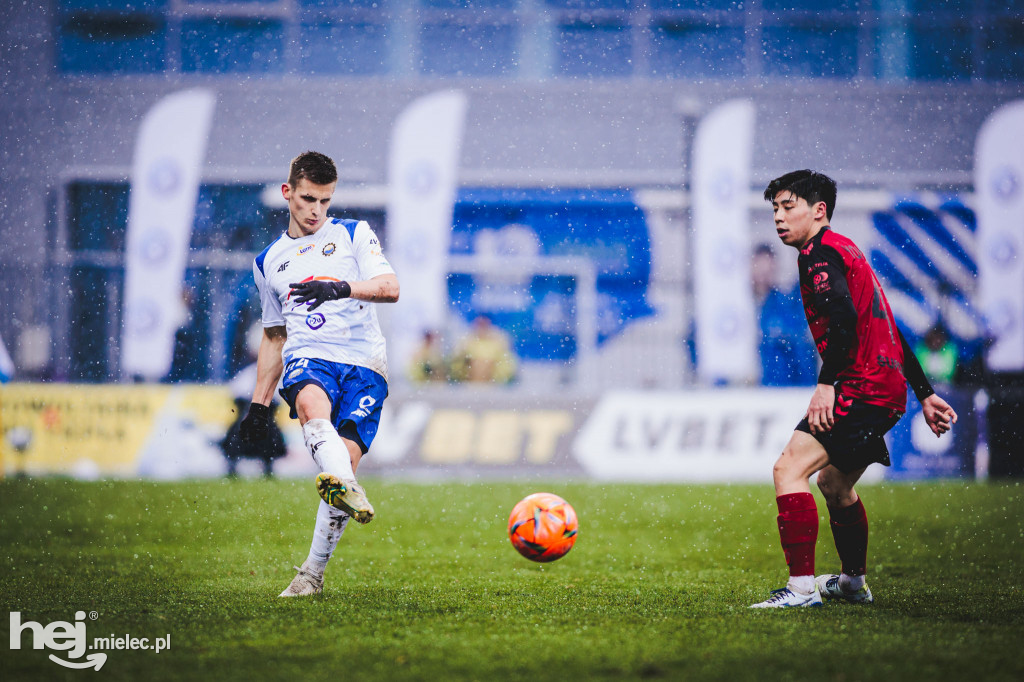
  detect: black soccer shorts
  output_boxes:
[796,394,903,473]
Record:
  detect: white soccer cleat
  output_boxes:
[815,574,874,604]
[279,565,323,597]
[315,473,375,524]
[750,586,823,608]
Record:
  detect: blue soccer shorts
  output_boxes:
[279,357,389,454]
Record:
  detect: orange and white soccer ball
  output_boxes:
[507,492,578,562]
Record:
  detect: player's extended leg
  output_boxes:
[295,384,375,524]
[814,465,874,604]
[280,501,351,597]
[751,431,830,608]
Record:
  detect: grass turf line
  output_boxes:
[1,478,1022,681]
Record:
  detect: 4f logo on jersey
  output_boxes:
[322,243,336,256]
[277,261,290,273]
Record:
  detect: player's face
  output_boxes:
[771,191,824,248]
[283,178,336,236]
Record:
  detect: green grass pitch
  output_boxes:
[2,478,1023,681]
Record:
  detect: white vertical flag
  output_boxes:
[0,330,14,382]
[975,100,1024,371]
[385,90,468,381]
[122,89,216,380]
[692,99,758,384]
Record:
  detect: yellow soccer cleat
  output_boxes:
[315,473,375,524]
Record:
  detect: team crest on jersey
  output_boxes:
[297,244,315,256]
[277,260,290,272]
[306,313,326,330]
[813,271,830,293]
[322,242,336,256]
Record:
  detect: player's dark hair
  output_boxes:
[288,151,338,187]
[763,170,837,221]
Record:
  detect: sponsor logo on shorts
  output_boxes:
[322,242,336,256]
[306,313,326,330]
[350,395,377,418]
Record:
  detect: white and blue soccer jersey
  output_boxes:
[253,218,395,380]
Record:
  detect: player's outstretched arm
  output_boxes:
[920,393,957,437]
[349,273,399,304]
[289,274,399,310]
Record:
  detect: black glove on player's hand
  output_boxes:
[289,280,352,311]
[238,402,271,444]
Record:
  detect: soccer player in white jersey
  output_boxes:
[235,151,400,597]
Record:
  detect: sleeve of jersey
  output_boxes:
[808,246,857,386]
[898,326,936,401]
[253,259,285,327]
[352,221,396,280]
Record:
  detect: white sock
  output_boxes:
[303,419,355,480]
[304,500,351,575]
[839,573,865,592]
[788,575,816,595]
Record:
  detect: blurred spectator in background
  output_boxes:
[449,315,518,384]
[219,323,286,477]
[752,243,817,386]
[166,286,205,382]
[915,322,959,387]
[407,330,448,383]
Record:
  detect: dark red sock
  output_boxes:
[776,492,818,577]
[828,497,868,577]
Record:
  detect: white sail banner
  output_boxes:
[122,89,216,380]
[692,99,758,383]
[975,100,1024,371]
[385,90,468,381]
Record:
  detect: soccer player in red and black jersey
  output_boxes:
[751,170,958,608]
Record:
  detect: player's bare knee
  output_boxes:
[815,470,833,499]
[816,470,851,508]
[772,453,785,479]
[773,452,799,489]
[295,385,330,420]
